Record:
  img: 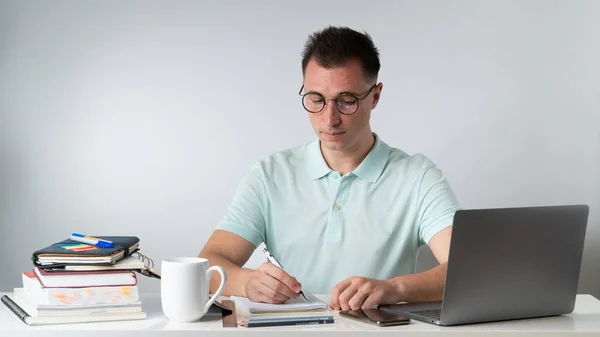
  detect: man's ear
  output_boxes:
[372,82,383,109]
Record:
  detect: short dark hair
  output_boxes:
[301,26,380,82]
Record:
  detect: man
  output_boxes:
[199,26,461,311]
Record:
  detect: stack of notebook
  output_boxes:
[1,235,160,326]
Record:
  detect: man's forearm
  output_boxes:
[200,252,253,297]
[391,262,447,302]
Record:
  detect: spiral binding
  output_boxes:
[133,251,154,269]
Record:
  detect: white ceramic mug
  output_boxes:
[160,257,227,323]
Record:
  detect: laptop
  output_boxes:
[378,204,589,326]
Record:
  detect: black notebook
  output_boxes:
[31,236,140,267]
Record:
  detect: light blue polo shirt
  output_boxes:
[216,134,461,294]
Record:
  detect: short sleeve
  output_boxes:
[215,163,269,248]
[416,163,462,246]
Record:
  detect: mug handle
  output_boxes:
[204,265,227,314]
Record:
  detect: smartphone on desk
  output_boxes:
[339,308,410,327]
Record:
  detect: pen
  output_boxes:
[239,315,334,328]
[70,233,114,248]
[262,247,308,302]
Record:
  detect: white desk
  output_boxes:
[2,293,600,336]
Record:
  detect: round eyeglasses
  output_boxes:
[298,84,377,115]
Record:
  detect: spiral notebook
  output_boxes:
[231,292,328,314]
[41,253,161,279]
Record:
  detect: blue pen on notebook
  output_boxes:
[70,233,114,248]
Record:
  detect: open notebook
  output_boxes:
[231,291,328,314]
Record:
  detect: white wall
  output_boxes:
[1,0,598,297]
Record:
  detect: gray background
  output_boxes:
[1,0,599,298]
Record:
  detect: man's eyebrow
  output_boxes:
[303,89,322,95]
[304,89,361,96]
[338,90,361,96]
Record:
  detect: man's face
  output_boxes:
[302,58,381,152]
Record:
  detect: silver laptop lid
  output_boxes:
[439,204,589,325]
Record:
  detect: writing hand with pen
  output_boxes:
[243,247,307,304]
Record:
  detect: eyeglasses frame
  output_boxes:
[298,83,377,115]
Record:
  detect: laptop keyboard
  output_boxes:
[410,309,442,320]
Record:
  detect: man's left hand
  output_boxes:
[329,276,402,310]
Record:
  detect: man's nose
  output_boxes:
[322,100,341,127]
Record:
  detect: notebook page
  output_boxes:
[64,255,146,270]
[231,292,328,313]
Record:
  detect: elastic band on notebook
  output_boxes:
[113,241,130,257]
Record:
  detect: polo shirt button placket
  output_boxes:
[325,173,344,243]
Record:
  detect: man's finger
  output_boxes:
[329,279,352,309]
[360,294,381,310]
[259,286,290,303]
[336,280,358,311]
[348,288,369,310]
[259,271,298,300]
[246,282,281,304]
[253,288,287,304]
[262,263,302,296]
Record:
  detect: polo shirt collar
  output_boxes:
[351,133,390,183]
[306,133,390,183]
[306,139,332,180]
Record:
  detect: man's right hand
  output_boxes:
[244,262,303,304]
